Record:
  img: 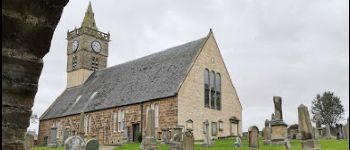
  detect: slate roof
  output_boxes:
[40,35,208,120]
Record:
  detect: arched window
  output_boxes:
[216,73,221,110]
[210,71,216,109]
[204,69,210,108]
[154,104,159,128]
[91,57,99,71]
[113,111,117,132]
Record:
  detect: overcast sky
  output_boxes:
[30,0,349,133]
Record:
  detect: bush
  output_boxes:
[136,131,142,143]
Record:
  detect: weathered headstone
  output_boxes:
[48,127,58,147]
[85,138,99,150]
[182,130,194,150]
[248,126,259,150]
[315,112,323,138]
[298,104,320,150]
[79,112,85,139]
[336,124,343,140]
[123,126,129,143]
[270,96,287,145]
[324,125,332,139]
[170,127,183,150]
[202,120,212,147]
[313,127,319,140]
[262,119,271,145]
[141,108,158,150]
[64,135,86,150]
[161,128,170,144]
[25,133,35,150]
[234,136,242,147]
[345,118,349,140]
[284,138,292,150]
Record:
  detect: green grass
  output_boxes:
[114,139,349,150]
[33,139,349,150]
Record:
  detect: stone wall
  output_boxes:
[2,1,68,149]
[38,97,178,145]
[177,31,243,140]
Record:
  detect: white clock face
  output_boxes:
[72,40,79,52]
[91,41,101,53]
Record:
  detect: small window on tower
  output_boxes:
[91,57,99,71]
[72,55,78,69]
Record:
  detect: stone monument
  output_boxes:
[161,128,170,144]
[202,120,212,147]
[298,104,320,150]
[169,127,183,150]
[85,138,99,150]
[182,130,194,150]
[344,118,349,140]
[270,96,287,145]
[262,119,271,144]
[324,125,332,139]
[141,108,158,150]
[248,126,259,150]
[315,112,323,138]
[336,124,343,140]
[64,135,86,150]
[48,126,58,147]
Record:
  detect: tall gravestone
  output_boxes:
[315,112,323,138]
[183,130,194,150]
[161,128,170,144]
[141,109,158,150]
[202,120,212,147]
[64,135,86,150]
[336,124,343,140]
[79,112,85,139]
[262,119,271,144]
[85,138,99,150]
[298,104,320,150]
[270,96,287,145]
[324,125,332,139]
[48,126,58,147]
[345,118,349,140]
[248,126,259,150]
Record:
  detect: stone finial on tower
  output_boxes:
[81,1,98,30]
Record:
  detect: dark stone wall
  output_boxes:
[2,0,69,149]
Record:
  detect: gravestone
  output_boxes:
[79,112,85,139]
[202,120,212,147]
[182,130,194,150]
[161,128,170,144]
[25,133,35,150]
[324,125,332,139]
[64,135,86,150]
[262,119,271,144]
[315,112,323,138]
[48,127,58,147]
[141,108,158,150]
[85,138,99,150]
[123,126,129,143]
[298,104,320,150]
[234,136,242,147]
[169,127,183,150]
[284,138,292,150]
[313,127,319,140]
[248,126,259,150]
[345,118,349,140]
[336,124,343,140]
[270,96,287,145]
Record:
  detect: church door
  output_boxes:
[132,123,140,142]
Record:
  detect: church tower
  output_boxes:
[66,2,110,88]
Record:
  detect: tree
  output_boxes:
[311,91,344,127]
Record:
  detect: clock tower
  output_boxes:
[66,2,110,88]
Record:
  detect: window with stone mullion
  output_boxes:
[216,73,221,110]
[204,69,210,108]
[210,71,216,109]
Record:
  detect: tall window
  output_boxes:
[204,69,210,108]
[91,57,99,71]
[72,55,77,69]
[113,111,117,132]
[216,73,221,110]
[118,110,124,132]
[154,104,159,128]
[84,115,89,133]
[210,71,216,109]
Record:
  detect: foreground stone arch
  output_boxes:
[2,0,69,149]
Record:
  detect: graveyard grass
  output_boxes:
[113,138,349,150]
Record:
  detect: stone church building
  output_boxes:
[38,3,242,145]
